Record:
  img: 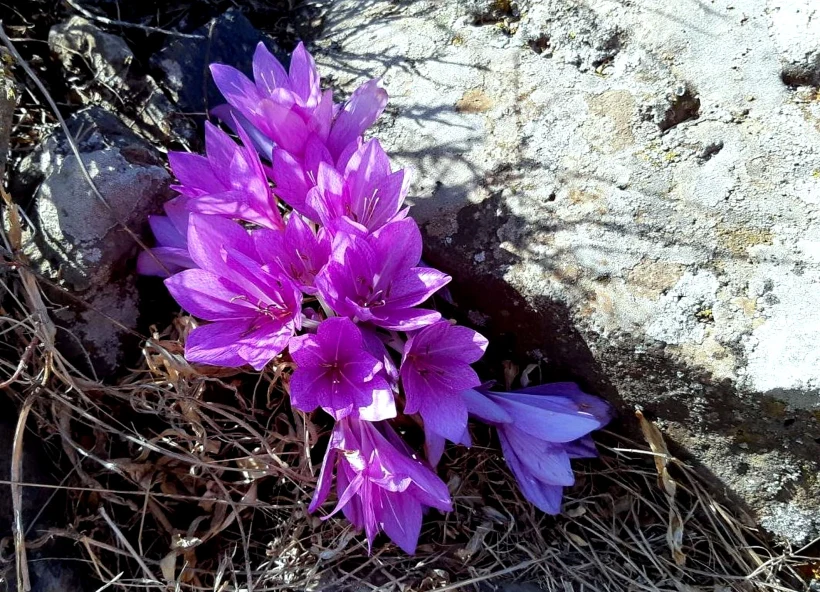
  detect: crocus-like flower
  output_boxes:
[253,213,330,294]
[168,121,283,230]
[315,218,450,330]
[211,42,332,158]
[310,415,452,554]
[212,42,387,159]
[288,317,395,421]
[307,138,409,232]
[165,214,301,370]
[137,198,194,277]
[400,321,488,443]
[463,384,612,514]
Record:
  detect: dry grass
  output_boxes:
[0,16,817,592]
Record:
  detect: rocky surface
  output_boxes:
[48,16,180,142]
[315,0,820,544]
[151,9,287,116]
[14,106,172,376]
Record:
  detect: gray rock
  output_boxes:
[315,0,820,544]
[16,106,172,375]
[49,16,134,89]
[151,9,286,115]
[48,16,180,141]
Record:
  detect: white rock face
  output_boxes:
[316,0,820,543]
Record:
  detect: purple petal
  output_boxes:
[403,321,488,366]
[165,269,253,321]
[425,430,446,467]
[210,63,262,118]
[168,151,223,195]
[371,218,423,274]
[186,214,255,274]
[377,490,422,554]
[344,139,391,200]
[487,395,603,443]
[418,388,469,443]
[462,388,513,425]
[260,99,310,155]
[253,41,290,95]
[502,427,575,486]
[271,148,311,212]
[137,247,193,277]
[498,430,565,514]
[288,365,323,414]
[357,384,397,421]
[327,78,388,159]
[288,42,321,107]
[564,436,599,459]
[385,267,451,309]
[402,360,480,415]
[148,215,186,249]
[308,445,337,513]
[511,383,614,425]
[369,307,442,332]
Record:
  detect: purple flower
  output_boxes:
[289,317,395,421]
[211,42,332,157]
[253,213,330,294]
[137,198,194,277]
[315,219,450,330]
[164,214,302,370]
[168,122,284,230]
[307,138,409,232]
[309,416,452,554]
[400,321,488,443]
[212,42,387,160]
[464,384,612,514]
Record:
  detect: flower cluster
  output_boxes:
[139,41,611,553]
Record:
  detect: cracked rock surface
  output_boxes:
[14,106,172,377]
[316,0,820,544]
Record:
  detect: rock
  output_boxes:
[15,106,172,375]
[151,9,286,115]
[769,0,820,86]
[48,16,181,141]
[315,0,820,544]
[49,16,134,89]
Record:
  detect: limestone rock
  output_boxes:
[16,106,172,375]
[768,0,820,86]
[315,0,820,544]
